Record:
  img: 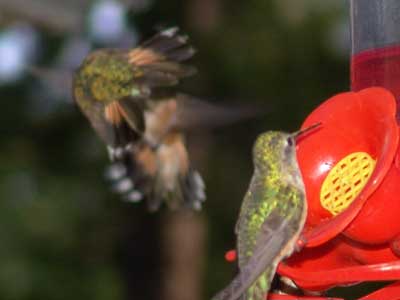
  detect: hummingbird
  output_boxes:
[73,27,196,159]
[74,27,261,211]
[73,27,207,210]
[212,125,319,300]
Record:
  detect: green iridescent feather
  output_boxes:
[213,131,307,300]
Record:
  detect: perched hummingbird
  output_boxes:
[212,126,318,300]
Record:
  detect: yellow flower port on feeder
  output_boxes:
[320,152,376,216]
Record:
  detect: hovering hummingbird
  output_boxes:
[74,27,257,211]
[73,27,195,159]
[212,125,319,300]
[73,27,207,210]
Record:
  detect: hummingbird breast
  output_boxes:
[237,173,305,268]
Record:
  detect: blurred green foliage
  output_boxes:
[0,0,349,299]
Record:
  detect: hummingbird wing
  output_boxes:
[172,94,264,131]
[27,66,74,100]
[214,179,306,300]
[76,96,143,162]
[77,98,139,152]
[138,93,264,149]
[114,97,146,134]
[212,210,289,300]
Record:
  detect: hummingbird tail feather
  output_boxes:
[151,139,206,210]
[212,270,272,300]
[212,233,282,300]
[141,27,195,61]
[128,27,196,88]
[105,141,206,211]
[150,168,205,211]
[180,169,206,210]
[105,149,145,200]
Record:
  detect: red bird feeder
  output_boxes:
[277,87,400,293]
[297,87,400,247]
[225,87,400,298]
[223,1,400,298]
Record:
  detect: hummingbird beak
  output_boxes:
[292,122,322,140]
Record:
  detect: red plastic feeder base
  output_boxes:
[297,87,400,247]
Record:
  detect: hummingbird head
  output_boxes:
[253,124,320,187]
[252,131,294,169]
[252,131,303,188]
[76,50,139,104]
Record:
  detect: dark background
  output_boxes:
[0,1,349,299]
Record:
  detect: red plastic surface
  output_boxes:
[282,235,400,291]
[268,294,343,300]
[296,87,399,246]
[225,250,237,262]
[268,282,400,300]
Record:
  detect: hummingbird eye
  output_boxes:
[286,137,293,147]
